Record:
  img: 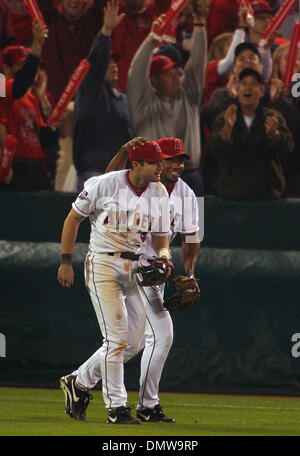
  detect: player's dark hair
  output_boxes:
[129,160,144,169]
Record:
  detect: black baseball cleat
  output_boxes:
[107,406,141,424]
[137,404,175,422]
[59,374,92,421]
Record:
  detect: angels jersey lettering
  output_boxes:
[72,170,170,254]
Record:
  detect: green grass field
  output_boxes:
[1,387,300,437]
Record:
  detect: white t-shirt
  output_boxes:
[72,170,170,255]
[243,115,255,130]
[143,177,199,260]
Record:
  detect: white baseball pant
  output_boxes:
[79,252,147,409]
[74,281,173,409]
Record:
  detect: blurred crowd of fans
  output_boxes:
[0,0,299,199]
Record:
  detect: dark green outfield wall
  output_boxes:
[0,192,300,395]
[1,192,300,250]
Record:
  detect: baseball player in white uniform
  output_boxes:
[57,139,174,425]
[61,137,201,423]
[137,137,200,423]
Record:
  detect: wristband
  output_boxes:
[158,248,170,259]
[193,23,205,27]
[61,253,72,265]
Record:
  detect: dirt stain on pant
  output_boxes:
[114,341,127,358]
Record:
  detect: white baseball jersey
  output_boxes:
[71,176,199,410]
[143,177,199,260]
[72,170,170,255]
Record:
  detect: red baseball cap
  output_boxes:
[1,46,31,66]
[128,141,170,163]
[150,55,180,77]
[157,138,190,160]
[251,0,272,15]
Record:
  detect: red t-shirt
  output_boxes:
[38,0,104,104]
[12,92,47,160]
[0,79,48,160]
[205,60,228,103]
[206,0,239,45]
[0,0,32,47]
[112,0,172,92]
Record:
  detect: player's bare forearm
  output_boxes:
[57,209,85,288]
[182,234,200,275]
[61,209,85,254]
[151,234,170,258]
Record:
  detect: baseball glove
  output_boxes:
[136,258,174,287]
[163,274,200,311]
